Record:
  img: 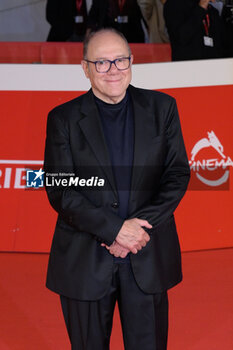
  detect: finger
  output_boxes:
[135,243,142,251]
[139,239,149,248]
[110,247,119,255]
[136,219,152,229]
[129,245,138,254]
[140,232,150,243]
[101,243,112,249]
[115,238,130,250]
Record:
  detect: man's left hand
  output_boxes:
[101,241,130,258]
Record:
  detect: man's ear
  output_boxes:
[130,54,134,65]
[81,60,90,79]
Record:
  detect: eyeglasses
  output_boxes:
[84,56,131,73]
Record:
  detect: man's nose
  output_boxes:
[108,62,118,73]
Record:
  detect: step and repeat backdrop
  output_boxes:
[0,59,233,252]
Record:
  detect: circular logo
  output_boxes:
[189,131,232,188]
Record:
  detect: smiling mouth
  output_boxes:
[105,79,121,83]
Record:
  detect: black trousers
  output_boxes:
[60,262,168,350]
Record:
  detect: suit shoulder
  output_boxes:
[129,85,176,106]
[47,91,89,120]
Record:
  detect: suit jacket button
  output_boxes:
[111,202,119,209]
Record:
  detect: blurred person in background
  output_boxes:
[138,0,169,43]
[164,0,226,61]
[222,0,233,56]
[210,0,224,14]
[46,0,92,41]
[87,0,146,42]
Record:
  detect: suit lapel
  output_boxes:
[77,87,155,197]
[78,90,117,196]
[129,85,156,192]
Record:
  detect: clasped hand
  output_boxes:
[101,218,151,258]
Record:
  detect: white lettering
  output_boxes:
[206,159,217,171]
[45,176,52,186]
[215,159,226,169]
[197,160,206,171]
[79,179,85,186]
[54,178,61,186]
[226,156,233,167]
[61,179,68,186]
[14,168,26,189]
[86,177,94,186]
[98,179,104,186]
[190,157,233,171]
[69,177,79,186]
[4,168,12,188]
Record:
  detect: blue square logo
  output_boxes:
[26,169,44,188]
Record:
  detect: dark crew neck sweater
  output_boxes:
[95,91,134,262]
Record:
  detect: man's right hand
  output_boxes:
[115,218,152,254]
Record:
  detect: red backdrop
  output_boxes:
[0,85,232,252]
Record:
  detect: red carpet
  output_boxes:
[0,249,232,349]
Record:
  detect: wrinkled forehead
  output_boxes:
[87,32,130,59]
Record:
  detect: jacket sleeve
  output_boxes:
[44,108,124,246]
[46,0,59,26]
[130,97,190,228]
[87,0,101,30]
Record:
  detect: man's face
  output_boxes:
[81,32,133,104]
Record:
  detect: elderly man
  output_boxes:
[44,28,190,350]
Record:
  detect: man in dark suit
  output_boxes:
[46,0,91,41]
[164,0,225,61]
[44,28,190,349]
[87,0,146,42]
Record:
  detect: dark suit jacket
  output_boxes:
[44,85,190,300]
[46,0,88,41]
[46,0,75,41]
[164,0,224,61]
[87,0,145,43]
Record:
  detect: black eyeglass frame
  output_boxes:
[84,56,131,73]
